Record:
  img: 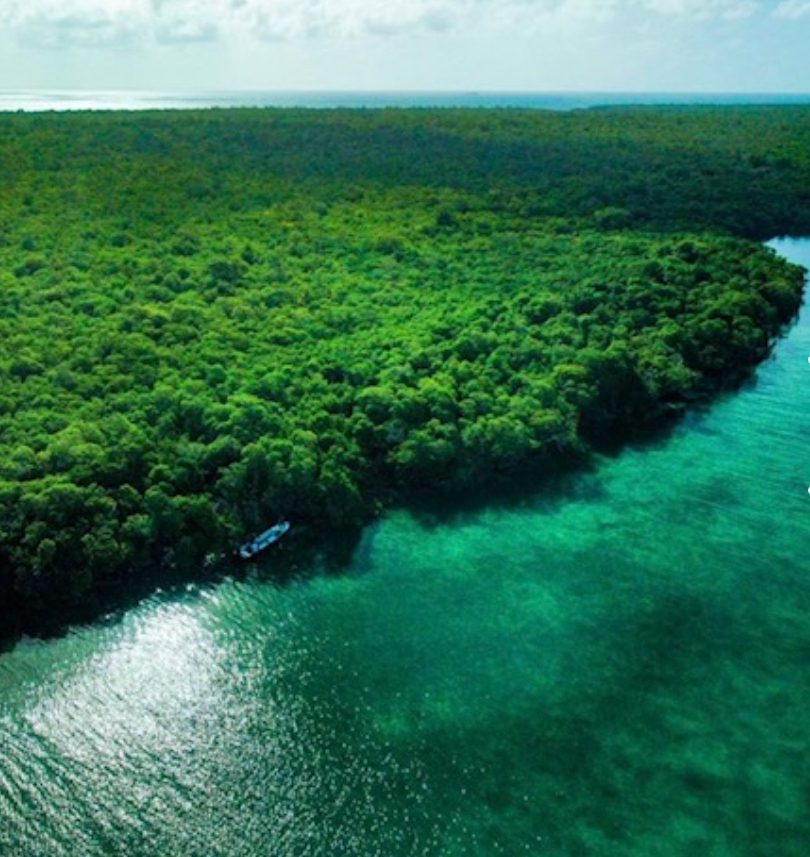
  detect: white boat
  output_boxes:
[238,521,290,559]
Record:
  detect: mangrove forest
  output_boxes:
[1,105,809,634]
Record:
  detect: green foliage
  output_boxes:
[0,107,807,630]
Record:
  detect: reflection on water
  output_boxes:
[2,90,810,112]
[1,239,809,856]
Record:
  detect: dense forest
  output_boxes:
[1,106,808,635]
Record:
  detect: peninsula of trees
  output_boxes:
[1,106,808,633]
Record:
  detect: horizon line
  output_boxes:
[3,87,810,96]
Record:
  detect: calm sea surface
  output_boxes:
[1,90,810,112]
[1,240,808,856]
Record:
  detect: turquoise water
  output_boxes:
[2,90,810,112]
[1,240,809,856]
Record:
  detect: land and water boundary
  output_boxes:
[1,106,809,638]
[3,90,810,112]
[2,236,809,857]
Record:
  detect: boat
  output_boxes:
[238,521,291,559]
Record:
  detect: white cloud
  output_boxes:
[773,0,810,19]
[153,0,225,42]
[641,0,758,20]
[235,0,464,41]
[2,0,150,47]
[0,0,777,48]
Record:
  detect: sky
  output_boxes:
[0,0,809,93]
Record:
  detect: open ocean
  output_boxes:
[2,90,810,112]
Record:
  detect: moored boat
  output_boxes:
[238,521,291,559]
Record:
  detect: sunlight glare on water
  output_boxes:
[1,239,809,857]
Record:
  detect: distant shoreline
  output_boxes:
[3,90,810,113]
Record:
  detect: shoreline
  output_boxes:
[4,269,805,646]
[4,91,810,114]
[2,106,809,642]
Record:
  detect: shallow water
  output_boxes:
[1,240,809,857]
